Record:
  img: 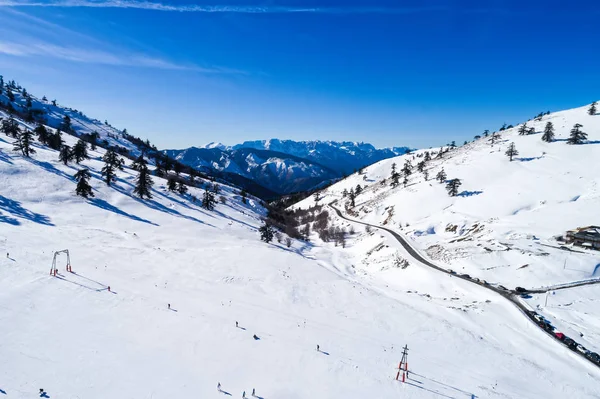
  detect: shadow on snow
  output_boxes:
[0,195,54,226]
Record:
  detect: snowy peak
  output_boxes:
[203,141,228,150]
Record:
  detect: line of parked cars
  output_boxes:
[526,310,600,366]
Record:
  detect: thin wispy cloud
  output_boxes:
[0,0,445,14]
[0,40,239,72]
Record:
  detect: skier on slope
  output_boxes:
[217,382,221,392]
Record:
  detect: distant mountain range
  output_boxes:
[164,140,412,194]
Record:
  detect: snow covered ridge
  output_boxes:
[294,100,600,357]
[166,140,412,195]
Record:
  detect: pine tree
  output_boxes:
[202,189,216,210]
[483,130,489,137]
[348,188,356,207]
[1,117,20,138]
[167,177,177,192]
[101,149,124,186]
[131,154,147,171]
[588,101,597,115]
[212,183,220,194]
[342,188,348,197]
[174,162,183,176]
[72,139,89,164]
[541,122,555,142]
[424,151,431,161]
[402,160,413,176]
[445,178,462,197]
[189,170,197,186]
[490,132,499,145]
[518,123,528,135]
[48,130,64,151]
[13,129,36,157]
[177,181,188,195]
[402,175,409,187]
[505,142,518,161]
[34,124,50,145]
[527,127,535,135]
[355,184,362,195]
[88,131,99,150]
[436,168,447,183]
[60,115,73,132]
[74,169,94,198]
[259,222,275,243]
[7,90,15,102]
[390,163,400,188]
[133,159,153,199]
[59,145,73,165]
[423,170,429,181]
[567,123,587,145]
[240,189,248,204]
[417,160,426,172]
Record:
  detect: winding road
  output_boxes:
[328,201,600,370]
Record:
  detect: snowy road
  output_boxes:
[328,201,600,370]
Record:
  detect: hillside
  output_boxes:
[294,101,600,360]
[166,140,412,195]
[1,102,600,397]
[0,78,276,199]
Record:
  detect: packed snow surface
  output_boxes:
[1,104,600,398]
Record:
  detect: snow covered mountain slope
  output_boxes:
[0,79,278,199]
[294,101,600,358]
[166,140,412,195]
[1,107,600,398]
[164,146,339,195]
[233,139,412,175]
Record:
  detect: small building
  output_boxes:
[565,226,600,250]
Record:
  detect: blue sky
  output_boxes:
[0,1,599,150]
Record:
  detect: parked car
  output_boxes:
[576,345,589,355]
[554,332,565,341]
[520,294,532,299]
[448,269,456,275]
[563,338,577,350]
[498,285,508,291]
[481,280,490,286]
[586,352,600,363]
[461,274,471,279]
[515,287,528,293]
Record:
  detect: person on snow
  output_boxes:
[252,388,256,396]
[242,391,246,398]
[217,382,221,392]
[253,334,259,340]
[236,321,239,328]
[316,344,320,352]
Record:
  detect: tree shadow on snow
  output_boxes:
[89,198,158,226]
[24,157,74,181]
[457,191,483,197]
[219,390,232,396]
[0,149,13,164]
[516,156,543,162]
[0,195,54,226]
[109,183,215,227]
[0,211,20,225]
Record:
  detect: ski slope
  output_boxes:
[1,110,600,398]
[294,101,600,369]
